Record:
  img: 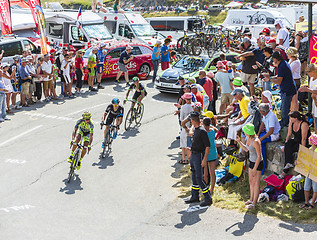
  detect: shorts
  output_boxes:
[180,128,187,148]
[304,177,317,192]
[161,61,169,71]
[21,82,30,95]
[97,64,104,74]
[43,81,52,91]
[60,75,65,83]
[249,161,264,171]
[88,68,95,77]
[187,136,192,148]
[118,62,127,72]
[29,82,35,93]
[294,79,301,90]
[11,80,20,93]
[63,75,71,84]
[221,93,233,105]
[105,113,123,126]
[241,72,257,84]
[207,158,217,162]
[78,129,91,142]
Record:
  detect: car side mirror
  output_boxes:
[106,55,112,60]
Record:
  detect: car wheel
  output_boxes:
[139,64,151,77]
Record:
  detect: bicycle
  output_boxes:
[67,141,88,183]
[124,99,144,131]
[100,122,118,158]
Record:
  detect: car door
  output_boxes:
[103,47,125,78]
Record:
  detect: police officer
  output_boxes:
[185,112,212,207]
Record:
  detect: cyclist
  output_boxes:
[123,76,147,107]
[101,98,124,141]
[67,111,94,170]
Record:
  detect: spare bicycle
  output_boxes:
[124,99,144,131]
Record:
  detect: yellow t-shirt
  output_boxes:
[239,96,250,119]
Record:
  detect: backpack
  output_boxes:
[252,109,261,134]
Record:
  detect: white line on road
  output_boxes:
[150,98,171,104]
[0,125,43,148]
[4,159,27,164]
[24,112,74,121]
[65,103,106,116]
[0,205,35,213]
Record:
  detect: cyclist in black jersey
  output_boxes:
[123,76,147,107]
[101,98,124,138]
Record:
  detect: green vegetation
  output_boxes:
[177,160,317,224]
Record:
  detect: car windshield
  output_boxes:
[82,24,113,40]
[131,24,157,37]
[174,56,208,71]
[83,47,109,58]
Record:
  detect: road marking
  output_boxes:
[0,125,42,148]
[24,112,74,121]
[0,205,35,213]
[150,98,171,104]
[4,159,27,164]
[184,205,208,212]
[99,92,125,97]
[65,103,106,116]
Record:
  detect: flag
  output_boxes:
[309,35,317,64]
[0,0,13,35]
[76,6,82,29]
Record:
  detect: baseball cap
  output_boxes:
[13,55,20,61]
[261,28,270,34]
[190,83,198,89]
[232,77,243,86]
[1,62,9,68]
[202,111,214,118]
[21,58,27,63]
[193,102,202,108]
[50,49,56,54]
[126,45,132,50]
[156,40,162,45]
[227,61,232,67]
[26,55,33,60]
[187,77,196,84]
[262,90,272,104]
[267,38,277,44]
[92,46,98,51]
[242,123,255,135]
[231,87,244,96]
[207,71,214,78]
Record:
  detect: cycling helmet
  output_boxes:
[82,111,91,120]
[132,76,139,82]
[112,98,120,104]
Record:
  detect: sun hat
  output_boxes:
[309,134,317,145]
[261,27,270,34]
[242,123,255,136]
[182,93,192,100]
[274,19,284,28]
[202,111,214,118]
[286,47,298,57]
[50,49,56,54]
[21,58,28,63]
[232,77,243,86]
[231,87,244,96]
[216,61,224,68]
[262,90,272,105]
[1,62,9,68]
[207,71,214,78]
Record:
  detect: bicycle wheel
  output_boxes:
[67,151,79,183]
[107,128,113,151]
[102,133,110,158]
[176,37,184,54]
[207,37,216,58]
[221,37,230,53]
[191,38,203,56]
[259,14,267,24]
[180,37,191,55]
[135,104,144,124]
[124,108,133,131]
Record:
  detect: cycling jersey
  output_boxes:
[105,104,124,117]
[75,118,94,134]
[129,83,147,101]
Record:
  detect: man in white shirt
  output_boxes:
[275,19,289,49]
[257,103,281,174]
[42,54,53,101]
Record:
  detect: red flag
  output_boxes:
[28,0,41,35]
[309,35,317,64]
[0,0,12,35]
[76,6,82,29]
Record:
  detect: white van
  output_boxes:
[97,12,165,47]
[46,11,114,49]
[223,9,293,32]
[146,16,205,40]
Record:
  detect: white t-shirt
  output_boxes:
[276,27,290,48]
[42,61,52,81]
[61,59,71,77]
[262,110,281,136]
[180,103,193,128]
[289,59,301,79]
[309,77,317,117]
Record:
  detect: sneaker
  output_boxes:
[4,117,10,121]
[67,156,73,163]
[76,161,81,170]
[69,95,75,99]
[176,136,180,140]
[284,163,294,170]
[97,85,104,89]
[80,90,85,94]
[0,118,4,123]
[90,87,98,92]
[200,198,213,207]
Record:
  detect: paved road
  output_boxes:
[0,79,316,239]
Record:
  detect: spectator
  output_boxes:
[261,90,273,109]
[19,58,31,107]
[96,43,106,89]
[299,134,317,210]
[257,103,281,174]
[190,84,203,106]
[286,47,301,111]
[62,54,74,98]
[184,112,212,207]
[296,31,308,75]
[188,76,209,110]
[113,0,124,13]
[56,47,68,95]
[263,51,297,128]
[116,45,133,87]
[151,40,161,82]
[267,38,288,60]
[236,123,263,209]
[75,50,85,94]
[96,0,109,13]
[50,49,56,64]
[215,61,233,114]
[34,57,44,101]
[219,53,228,70]
[257,46,274,91]
[1,63,13,113]
[179,93,193,164]
[0,70,9,122]
[231,64,240,78]
[244,31,257,47]
[275,19,290,49]
[42,54,53,102]
[199,71,213,111]
[25,56,37,104]
[232,77,250,96]
[8,55,21,110]
[161,38,172,71]
[279,111,310,179]
[260,27,271,41]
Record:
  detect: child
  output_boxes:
[299,134,317,210]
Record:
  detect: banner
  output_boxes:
[0,0,12,35]
[28,0,47,54]
[309,35,317,64]
[294,145,317,182]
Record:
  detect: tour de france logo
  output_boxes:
[103,61,113,75]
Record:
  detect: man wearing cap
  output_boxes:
[116,46,134,87]
[87,47,98,91]
[260,28,271,41]
[257,103,280,174]
[96,43,106,89]
[199,70,213,111]
[19,58,32,107]
[42,54,54,101]
[25,56,37,104]
[152,40,162,82]
[161,38,172,71]
[8,55,21,109]
[50,49,56,64]
[215,61,233,114]
[267,38,288,60]
[185,111,212,207]
[275,19,289,49]
[56,47,68,95]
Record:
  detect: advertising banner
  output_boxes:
[309,35,317,64]
[0,0,12,35]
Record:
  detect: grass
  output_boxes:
[176,157,317,224]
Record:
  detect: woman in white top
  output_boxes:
[61,54,74,98]
[287,47,301,111]
[1,63,13,113]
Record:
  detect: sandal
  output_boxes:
[299,203,309,209]
[244,200,252,205]
[304,204,314,210]
[178,159,189,164]
[245,203,255,209]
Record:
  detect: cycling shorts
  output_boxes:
[78,129,90,142]
[105,113,123,126]
[132,91,142,101]
[88,68,95,77]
